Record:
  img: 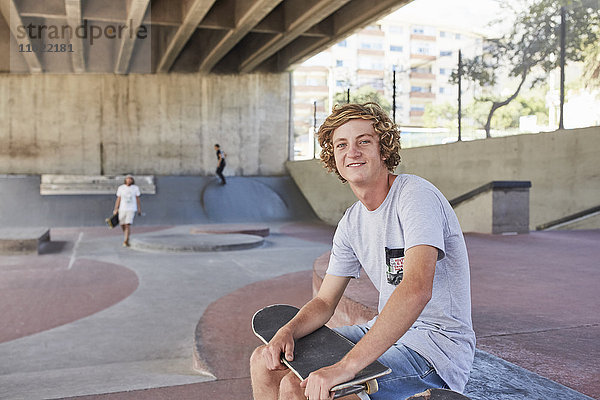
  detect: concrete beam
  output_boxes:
[114,0,150,74]
[198,0,282,73]
[156,0,217,73]
[0,0,43,72]
[64,0,85,73]
[238,0,351,73]
[279,0,411,70]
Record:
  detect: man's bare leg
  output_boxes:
[251,345,361,400]
[250,345,288,400]
[123,224,131,246]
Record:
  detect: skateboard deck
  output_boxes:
[252,304,391,398]
[105,213,119,228]
[406,388,471,399]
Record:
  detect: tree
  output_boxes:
[452,0,600,137]
[333,86,392,114]
[423,102,456,128]
[583,43,600,88]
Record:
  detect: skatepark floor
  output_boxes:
[0,223,598,400]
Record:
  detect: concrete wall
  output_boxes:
[0,175,316,227]
[0,73,290,176]
[287,126,600,229]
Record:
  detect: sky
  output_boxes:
[389,0,515,37]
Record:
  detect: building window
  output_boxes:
[389,25,403,34]
[336,60,344,67]
[439,68,446,75]
[412,26,425,34]
[337,40,347,47]
[440,50,452,57]
[336,80,345,87]
[411,86,424,92]
[410,106,425,112]
[307,78,326,86]
[455,33,461,40]
[440,31,446,38]
[360,41,383,50]
[372,79,384,89]
[390,45,403,52]
[411,66,431,74]
[439,87,445,94]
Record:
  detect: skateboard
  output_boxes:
[252,304,391,398]
[105,213,119,228]
[406,388,471,399]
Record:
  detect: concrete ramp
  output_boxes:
[202,178,290,222]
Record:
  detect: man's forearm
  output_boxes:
[284,274,350,339]
[286,298,335,339]
[339,282,431,374]
[339,245,437,375]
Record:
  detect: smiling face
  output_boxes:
[332,119,388,187]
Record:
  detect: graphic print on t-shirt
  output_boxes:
[385,247,405,285]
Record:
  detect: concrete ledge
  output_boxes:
[190,224,270,237]
[0,228,50,254]
[40,175,155,195]
[451,181,531,234]
[129,232,264,253]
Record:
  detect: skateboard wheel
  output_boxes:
[365,379,379,394]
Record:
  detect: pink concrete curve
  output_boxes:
[0,257,139,343]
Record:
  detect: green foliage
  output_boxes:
[451,0,600,136]
[466,94,549,130]
[583,42,600,87]
[333,86,392,114]
[423,102,457,128]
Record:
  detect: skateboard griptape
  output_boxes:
[252,304,391,397]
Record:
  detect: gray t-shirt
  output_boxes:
[327,174,475,391]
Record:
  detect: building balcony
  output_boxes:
[410,34,437,41]
[409,110,425,117]
[409,91,436,99]
[409,72,436,80]
[410,54,436,61]
[294,85,329,93]
[359,29,385,37]
[357,49,385,57]
[356,69,385,77]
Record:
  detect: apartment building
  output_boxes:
[292,11,484,158]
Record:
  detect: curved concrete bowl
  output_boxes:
[129,232,264,252]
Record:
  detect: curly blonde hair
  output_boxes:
[317,102,401,182]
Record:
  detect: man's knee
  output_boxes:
[279,371,301,397]
[250,345,266,371]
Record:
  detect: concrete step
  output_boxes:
[0,228,50,254]
[129,230,264,252]
[40,174,155,195]
[190,223,270,237]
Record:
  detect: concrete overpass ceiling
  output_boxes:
[0,0,412,74]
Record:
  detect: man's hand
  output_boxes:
[300,362,356,400]
[262,326,295,371]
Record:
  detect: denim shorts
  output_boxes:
[334,324,448,400]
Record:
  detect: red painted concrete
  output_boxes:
[63,378,253,400]
[65,270,313,400]
[279,222,336,244]
[466,230,600,398]
[0,256,138,343]
[194,270,313,380]
[34,228,600,399]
